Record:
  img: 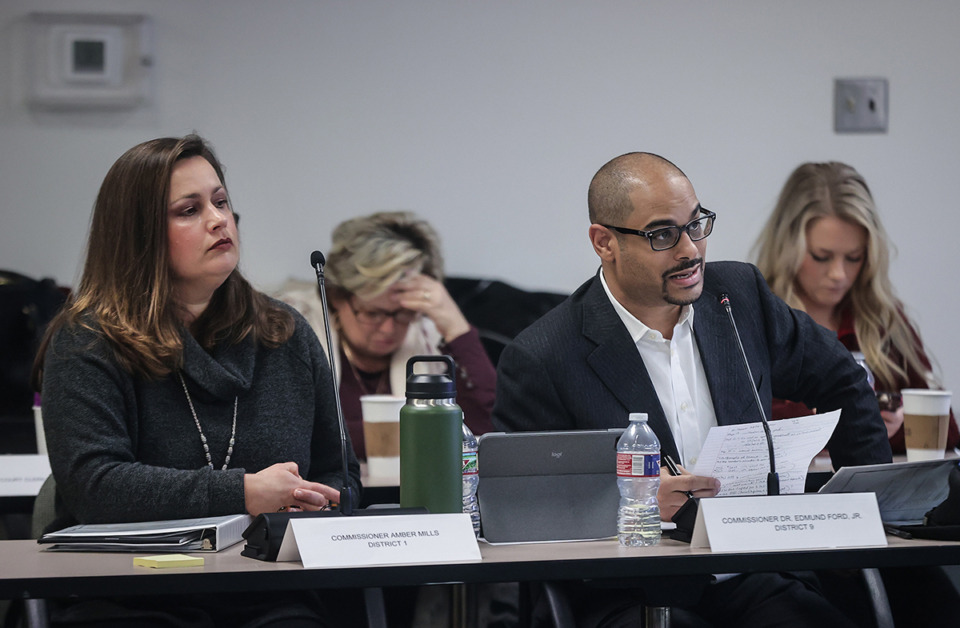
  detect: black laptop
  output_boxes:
[819,458,957,525]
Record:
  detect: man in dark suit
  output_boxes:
[493,152,891,627]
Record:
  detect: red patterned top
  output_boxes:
[771,309,959,454]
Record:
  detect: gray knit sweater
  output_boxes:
[41,300,361,526]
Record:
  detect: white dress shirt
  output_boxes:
[600,270,718,467]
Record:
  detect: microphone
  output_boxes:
[719,292,779,496]
[311,250,356,515]
[240,264,431,561]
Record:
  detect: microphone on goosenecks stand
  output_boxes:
[311,250,355,515]
[240,255,426,560]
[719,292,780,496]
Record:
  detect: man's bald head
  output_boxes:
[588,152,688,225]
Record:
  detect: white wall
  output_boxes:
[2,1,959,391]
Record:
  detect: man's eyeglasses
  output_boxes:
[348,300,418,326]
[601,207,716,252]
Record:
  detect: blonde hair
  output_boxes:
[754,161,935,390]
[326,211,444,299]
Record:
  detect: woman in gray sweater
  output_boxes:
[34,134,361,626]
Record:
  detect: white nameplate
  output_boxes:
[276,512,481,568]
[0,454,50,496]
[691,492,886,552]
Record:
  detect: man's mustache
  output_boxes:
[662,258,703,279]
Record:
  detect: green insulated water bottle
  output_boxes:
[400,355,463,514]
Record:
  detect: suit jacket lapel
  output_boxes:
[695,286,760,426]
[579,277,682,461]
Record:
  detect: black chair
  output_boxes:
[14,475,56,628]
[444,277,567,366]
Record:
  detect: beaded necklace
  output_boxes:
[177,372,237,470]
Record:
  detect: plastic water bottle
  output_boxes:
[851,351,876,390]
[462,422,480,537]
[616,412,661,546]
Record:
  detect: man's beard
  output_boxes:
[661,258,704,306]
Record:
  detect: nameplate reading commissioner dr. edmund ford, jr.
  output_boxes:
[276,513,481,569]
[691,492,886,552]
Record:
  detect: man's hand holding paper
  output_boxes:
[693,410,841,496]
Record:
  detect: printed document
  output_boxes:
[693,410,840,496]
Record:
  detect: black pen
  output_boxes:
[663,454,695,499]
[884,524,913,539]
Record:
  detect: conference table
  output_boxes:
[3,533,960,626]
[4,457,960,627]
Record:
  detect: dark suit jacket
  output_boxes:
[493,261,892,470]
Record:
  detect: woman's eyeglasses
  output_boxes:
[348,300,417,326]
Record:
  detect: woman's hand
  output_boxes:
[394,273,471,342]
[880,407,905,440]
[658,464,720,522]
[243,462,342,516]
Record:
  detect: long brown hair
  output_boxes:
[754,161,935,390]
[34,135,293,385]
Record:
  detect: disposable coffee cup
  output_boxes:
[33,393,47,455]
[360,394,404,479]
[901,389,952,462]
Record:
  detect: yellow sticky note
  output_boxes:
[133,554,204,569]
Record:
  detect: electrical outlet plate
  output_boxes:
[834,78,888,133]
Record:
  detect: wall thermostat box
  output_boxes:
[26,12,153,110]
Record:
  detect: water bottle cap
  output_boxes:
[628,412,648,422]
[405,355,457,399]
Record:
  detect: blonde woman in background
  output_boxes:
[278,211,495,461]
[754,161,957,454]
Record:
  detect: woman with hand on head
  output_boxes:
[279,211,495,461]
[34,134,360,626]
[754,161,958,453]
